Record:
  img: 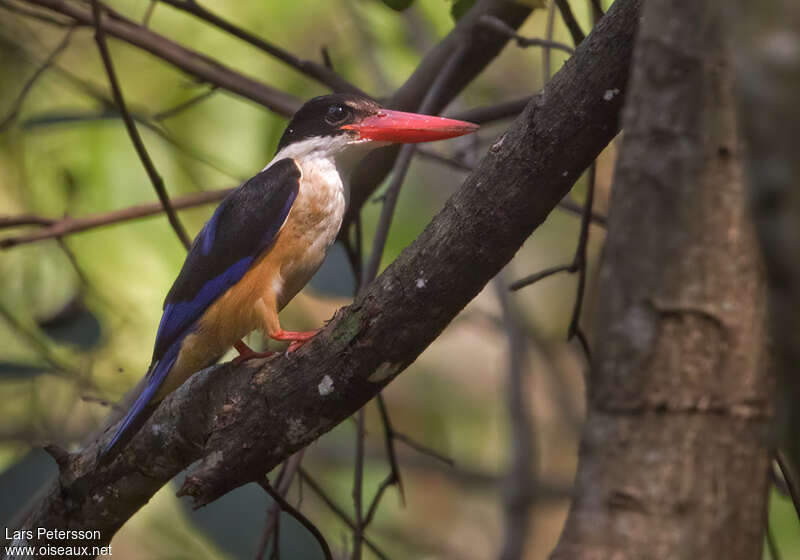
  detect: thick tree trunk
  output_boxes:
[550,1,771,559]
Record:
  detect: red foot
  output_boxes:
[269,329,320,352]
[232,339,275,365]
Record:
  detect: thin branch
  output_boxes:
[375,394,405,505]
[362,474,395,529]
[157,0,364,95]
[765,521,782,560]
[364,48,467,283]
[495,274,537,560]
[0,25,76,132]
[543,0,557,83]
[0,0,71,26]
[393,433,454,467]
[298,469,389,560]
[566,162,596,340]
[363,143,416,283]
[24,0,302,115]
[141,0,156,26]
[89,0,191,249]
[153,86,217,121]
[776,451,800,521]
[555,0,586,45]
[447,97,530,125]
[0,214,56,228]
[255,450,305,560]
[509,263,574,291]
[479,15,574,55]
[0,188,232,249]
[352,409,366,560]
[589,0,605,22]
[415,148,607,227]
[258,478,333,560]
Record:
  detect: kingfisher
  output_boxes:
[100,93,478,461]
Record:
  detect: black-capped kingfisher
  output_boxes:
[100,93,478,461]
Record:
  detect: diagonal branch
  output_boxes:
[90,0,190,248]
[0,24,76,132]
[8,1,641,555]
[0,188,231,249]
[23,0,302,116]
[157,0,365,95]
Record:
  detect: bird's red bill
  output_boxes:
[343,109,478,143]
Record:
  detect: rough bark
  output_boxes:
[5,0,642,557]
[731,0,800,496]
[550,1,771,559]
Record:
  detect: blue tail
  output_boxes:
[99,340,181,462]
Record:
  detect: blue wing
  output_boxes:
[100,159,301,461]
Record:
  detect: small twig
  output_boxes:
[363,144,416,283]
[352,409,366,560]
[258,477,333,560]
[543,0,557,83]
[157,0,364,95]
[375,394,405,505]
[89,0,191,249]
[0,25,76,132]
[362,474,395,529]
[153,86,217,120]
[766,522,782,560]
[1,188,232,249]
[255,450,305,560]
[0,214,56,228]
[566,162,596,340]
[573,325,592,367]
[269,513,280,560]
[43,443,70,470]
[479,15,574,55]
[495,274,537,560]
[509,263,574,292]
[320,46,333,70]
[141,0,156,26]
[393,433,454,467]
[0,0,71,26]
[589,0,605,22]
[554,0,586,45]
[81,394,124,411]
[776,451,800,521]
[364,47,467,284]
[26,0,302,115]
[298,469,389,560]
[415,150,607,227]
[447,97,530,125]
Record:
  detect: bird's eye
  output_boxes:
[325,104,349,125]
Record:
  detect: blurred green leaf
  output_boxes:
[37,297,102,350]
[381,0,414,11]
[451,0,476,20]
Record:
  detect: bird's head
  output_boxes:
[275,93,478,161]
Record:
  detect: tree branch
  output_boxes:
[22,0,301,116]
[7,1,641,555]
[90,0,191,249]
[0,188,232,249]
[156,0,365,95]
[343,0,534,230]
